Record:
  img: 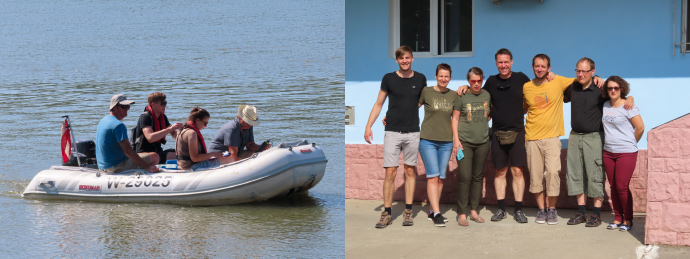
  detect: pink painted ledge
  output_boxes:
[345,144,647,212]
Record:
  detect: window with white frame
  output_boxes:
[389,0,473,58]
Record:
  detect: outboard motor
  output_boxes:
[63,140,98,167]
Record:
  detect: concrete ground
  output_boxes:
[345,199,690,259]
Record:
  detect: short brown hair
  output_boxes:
[435,63,452,75]
[395,45,413,59]
[466,67,484,81]
[602,76,630,99]
[532,54,551,67]
[495,48,513,61]
[148,92,166,105]
[576,57,595,70]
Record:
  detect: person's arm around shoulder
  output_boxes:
[585,75,605,89]
[456,85,468,96]
[563,85,573,103]
[119,140,159,173]
[364,90,388,144]
[623,96,635,110]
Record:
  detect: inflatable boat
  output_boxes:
[22,140,328,205]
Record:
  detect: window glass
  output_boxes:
[400,0,430,52]
[444,0,472,52]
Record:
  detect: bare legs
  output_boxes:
[427,176,443,214]
[383,165,417,208]
[495,166,525,202]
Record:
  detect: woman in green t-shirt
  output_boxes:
[419,63,457,227]
[451,67,491,226]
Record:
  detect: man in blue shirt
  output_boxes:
[96,94,159,173]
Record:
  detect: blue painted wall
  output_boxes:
[346,0,690,81]
[345,0,690,147]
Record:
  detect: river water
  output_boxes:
[0,0,344,257]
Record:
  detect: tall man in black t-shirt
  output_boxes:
[482,49,531,223]
[365,45,427,228]
[132,92,183,163]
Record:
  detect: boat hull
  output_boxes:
[23,141,328,205]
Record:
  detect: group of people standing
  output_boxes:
[365,46,644,232]
[95,92,269,173]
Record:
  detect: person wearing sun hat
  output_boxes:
[208,105,271,161]
[96,94,159,173]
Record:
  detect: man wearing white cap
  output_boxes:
[209,105,271,161]
[96,94,160,173]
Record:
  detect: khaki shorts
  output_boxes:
[526,137,561,196]
[383,131,420,168]
[103,153,154,173]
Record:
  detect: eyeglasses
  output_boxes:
[469,79,483,84]
[575,69,593,74]
[200,120,209,126]
[118,104,130,111]
[160,101,167,106]
[607,86,620,92]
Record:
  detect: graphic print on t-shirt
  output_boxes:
[431,97,454,113]
[464,101,490,122]
[534,92,549,109]
[603,110,616,122]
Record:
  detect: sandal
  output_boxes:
[619,222,633,232]
[607,222,621,230]
[456,215,469,226]
[470,215,485,223]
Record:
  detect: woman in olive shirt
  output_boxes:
[451,67,491,226]
[419,63,458,227]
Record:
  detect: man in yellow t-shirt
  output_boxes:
[522,54,572,225]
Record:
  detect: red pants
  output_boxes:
[603,151,637,223]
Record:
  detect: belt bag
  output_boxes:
[494,130,518,145]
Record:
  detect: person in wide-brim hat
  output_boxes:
[207,105,270,161]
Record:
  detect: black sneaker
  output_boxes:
[585,214,602,227]
[433,213,446,227]
[491,209,507,221]
[567,212,587,225]
[427,212,448,222]
[514,209,528,223]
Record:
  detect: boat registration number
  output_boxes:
[107,175,173,189]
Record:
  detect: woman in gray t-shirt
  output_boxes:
[601,76,645,232]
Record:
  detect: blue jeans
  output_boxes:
[191,158,221,171]
[418,138,453,179]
